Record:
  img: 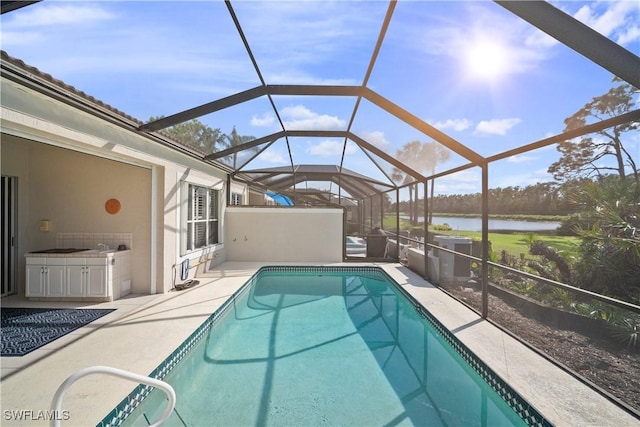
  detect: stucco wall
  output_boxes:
[1,136,152,294]
[2,77,238,295]
[224,207,343,262]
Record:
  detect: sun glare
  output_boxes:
[465,39,509,80]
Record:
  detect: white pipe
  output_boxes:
[51,365,176,427]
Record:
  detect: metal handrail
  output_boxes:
[51,365,176,427]
[420,241,640,314]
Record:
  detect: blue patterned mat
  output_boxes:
[1,307,115,357]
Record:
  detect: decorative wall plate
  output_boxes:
[105,198,121,214]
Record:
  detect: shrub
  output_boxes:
[557,213,596,236]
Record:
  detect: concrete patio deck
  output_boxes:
[0,262,637,426]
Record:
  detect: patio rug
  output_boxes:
[1,307,115,357]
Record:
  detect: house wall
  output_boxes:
[224,207,343,262]
[1,77,234,295]
[1,136,152,294]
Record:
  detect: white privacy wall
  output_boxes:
[225,207,343,262]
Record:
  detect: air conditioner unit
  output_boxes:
[433,235,472,286]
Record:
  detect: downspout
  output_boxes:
[226,174,232,207]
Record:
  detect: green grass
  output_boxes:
[437,230,580,259]
[380,215,579,259]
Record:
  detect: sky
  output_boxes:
[1,0,638,199]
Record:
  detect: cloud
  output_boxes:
[1,4,115,49]
[307,139,356,157]
[492,169,553,188]
[0,31,43,46]
[257,149,286,164]
[235,1,384,83]
[507,155,536,163]
[573,2,639,46]
[474,118,521,136]
[251,113,275,127]
[359,131,389,148]
[431,118,472,132]
[433,169,482,195]
[263,71,358,86]
[617,26,640,46]
[281,105,346,130]
[525,29,558,49]
[4,4,115,28]
[540,2,640,49]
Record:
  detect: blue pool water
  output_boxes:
[101,266,549,426]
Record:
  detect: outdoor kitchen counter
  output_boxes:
[25,249,131,257]
[25,250,132,301]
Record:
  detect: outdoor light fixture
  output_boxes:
[39,219,51,232]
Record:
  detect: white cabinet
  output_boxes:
[25,258,66,297]
[26,259,46,297]
[66,258,109,298]
[66,259,86,297]
[86,259,108,298]
[25,252,127,301]
[47,259,67,297]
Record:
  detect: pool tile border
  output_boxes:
[97,274,256,427]
[98,266,552,427]
[381,269,553,427]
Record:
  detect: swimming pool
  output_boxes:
[99,266,550,426]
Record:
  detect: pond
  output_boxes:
[405,216,560,232]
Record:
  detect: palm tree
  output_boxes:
[392,141,423,225]
[392,140,450,224]
[222,126,256,169]
[148,116,223,154]
[571,176,640,302]
[422,142,451,224]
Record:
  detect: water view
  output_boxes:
[406,216,560,232]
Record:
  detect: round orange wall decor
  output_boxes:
[105,198,121,214]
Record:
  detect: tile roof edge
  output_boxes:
[1,50,143,126]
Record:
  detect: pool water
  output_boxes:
[103,266,548,426]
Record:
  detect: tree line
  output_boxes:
[390,77,638,304]
[393,181,578,216]
[149,116,256,163]
[430,182,572,215]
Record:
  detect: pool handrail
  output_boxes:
[51,365,176,427]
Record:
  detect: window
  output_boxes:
[185,184,219,251]
[231,192,242,206]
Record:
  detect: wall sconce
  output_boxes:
[39,219,51,232]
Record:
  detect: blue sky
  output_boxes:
[1,1,638,198]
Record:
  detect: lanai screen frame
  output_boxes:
[2,1,638,319]
[136,0,639,317]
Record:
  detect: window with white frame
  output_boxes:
[231,192,242,206]
[184,184,219,251]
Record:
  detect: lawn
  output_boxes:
[437,230,580,259]
[380,215,579,259]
